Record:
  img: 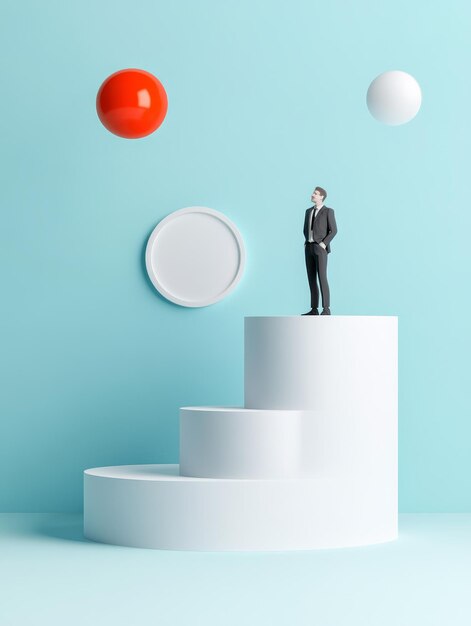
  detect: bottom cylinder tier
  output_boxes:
[84,464,397,551]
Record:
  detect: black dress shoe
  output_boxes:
[320,308,331,315]
[302,308,319,316]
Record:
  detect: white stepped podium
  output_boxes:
[84,316,398,551]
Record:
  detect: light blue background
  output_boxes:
[1,514,470,626]
[1,0,470,512]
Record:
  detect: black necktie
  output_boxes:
[309,208,315,238]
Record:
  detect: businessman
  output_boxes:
[302,186,337,316]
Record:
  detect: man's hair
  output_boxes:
[315,186,327,201]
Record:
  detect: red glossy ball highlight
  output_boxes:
[96,69,168,139]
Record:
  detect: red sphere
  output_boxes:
[96,69,168,139]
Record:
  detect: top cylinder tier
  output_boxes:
[244,316,397,411]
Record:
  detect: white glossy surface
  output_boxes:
[84,464,397,551]
[367,70,422,125]
[145,206,245,307]
[180,407,309,478]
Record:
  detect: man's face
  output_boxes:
[311,189,324,205]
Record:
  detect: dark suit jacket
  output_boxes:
[303,206,337,253]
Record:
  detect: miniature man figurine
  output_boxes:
[302,186,337,316]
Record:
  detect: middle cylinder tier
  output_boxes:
[180,407,311,479]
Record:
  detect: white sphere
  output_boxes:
[367,70,422,125]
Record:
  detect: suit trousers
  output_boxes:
[305,243,330,309]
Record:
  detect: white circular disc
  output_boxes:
[145,206,246,307]
[367,70,422,125]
